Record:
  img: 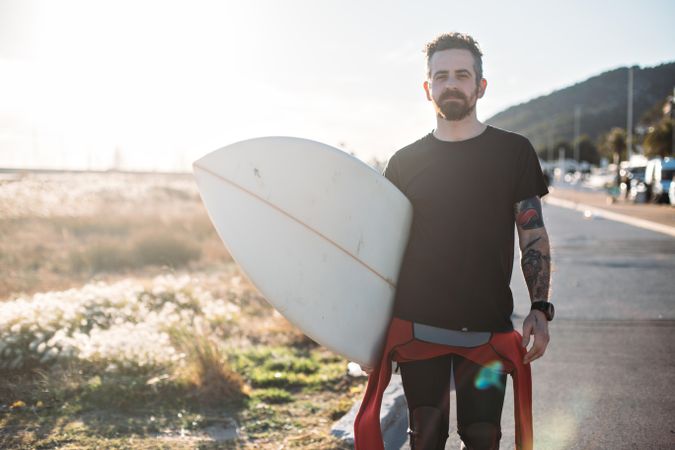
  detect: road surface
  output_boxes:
[387,200,675,449]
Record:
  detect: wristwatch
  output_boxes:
[530,301,555,321]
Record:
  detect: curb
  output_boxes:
[331,375,408,447]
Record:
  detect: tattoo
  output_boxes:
[523,236,542,250]
[515,197,544,230]
[522,247,551,301]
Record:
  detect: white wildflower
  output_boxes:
[0,274,240,371]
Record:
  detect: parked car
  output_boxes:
[644,157,675,204]
[626,165,647,203]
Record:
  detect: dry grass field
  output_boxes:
[0,171,229,297]
[0,171,363,449]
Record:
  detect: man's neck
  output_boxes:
[433,114,487,142]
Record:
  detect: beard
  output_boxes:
[433,87,478,121]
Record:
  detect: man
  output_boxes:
[371,32,553,449]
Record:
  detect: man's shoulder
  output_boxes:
[390,133,434,162]
[487,125,532,146]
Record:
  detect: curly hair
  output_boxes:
[424,32,483,85]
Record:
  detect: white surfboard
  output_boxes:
[193,137,412,367]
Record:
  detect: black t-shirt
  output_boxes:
[384,125,549,332]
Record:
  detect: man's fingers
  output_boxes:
[523,331,550,363]
[521,320,533,348]
[524,344,545,363]
[524,343,543,363]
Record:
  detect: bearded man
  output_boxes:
[363,32,554,450]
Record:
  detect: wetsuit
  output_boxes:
[353,317,533,449]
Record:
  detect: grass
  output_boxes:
[68,232,202,273]
[229,345,347,392]
[250,388,293,404]
[133,232,202,268]
[0,172,366,448]
[0,340,363,449]
[0,211,230,300]
[1,365,202,449]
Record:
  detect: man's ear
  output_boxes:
[423,80,432,101]
[477,78,488,99]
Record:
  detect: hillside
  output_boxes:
[486,62,675,151]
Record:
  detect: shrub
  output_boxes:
[170,326,247,405]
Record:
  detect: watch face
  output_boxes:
[533,302,554,321]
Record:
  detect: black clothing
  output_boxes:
[384,126,549,332]
[400,354,507,445]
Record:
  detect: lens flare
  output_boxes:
[474,360,505,390]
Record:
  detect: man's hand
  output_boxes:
[521,310,550,364]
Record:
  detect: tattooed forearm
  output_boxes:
[521,246,551,301]
[523,236,542,250]
[515,195,551,301]
[514,197,544,230]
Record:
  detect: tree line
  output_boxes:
[536,95,673,166]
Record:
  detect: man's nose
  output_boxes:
[438,78,462,93]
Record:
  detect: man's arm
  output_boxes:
[514,196,551,364]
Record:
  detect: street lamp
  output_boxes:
[626,66,634,160]
[574,105,581,165]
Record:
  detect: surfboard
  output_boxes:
[193,137,412,367]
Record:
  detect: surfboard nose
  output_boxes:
[193,152,217,174]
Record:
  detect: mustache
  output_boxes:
[440,90,467,102]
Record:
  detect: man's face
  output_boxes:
[423,49,487,121]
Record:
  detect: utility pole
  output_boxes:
[670,87,674,156]
[548,129,554,163]
[626,66,634,161]
[573,105,581,166]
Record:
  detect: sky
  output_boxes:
[0,0,674,171]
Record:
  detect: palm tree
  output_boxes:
[600,128,627,165]
[643,119,673,158]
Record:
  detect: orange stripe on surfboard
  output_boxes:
[193,163,397,289]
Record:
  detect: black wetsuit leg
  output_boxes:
[453,354,507,447]
[400,354,452,445]
[399,354,507,447]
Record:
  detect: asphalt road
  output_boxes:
[390,201,675,449]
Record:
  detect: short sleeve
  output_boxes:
[513,139,549,204]
[382,154,402,190]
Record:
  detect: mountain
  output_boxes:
[486,62,675,152]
